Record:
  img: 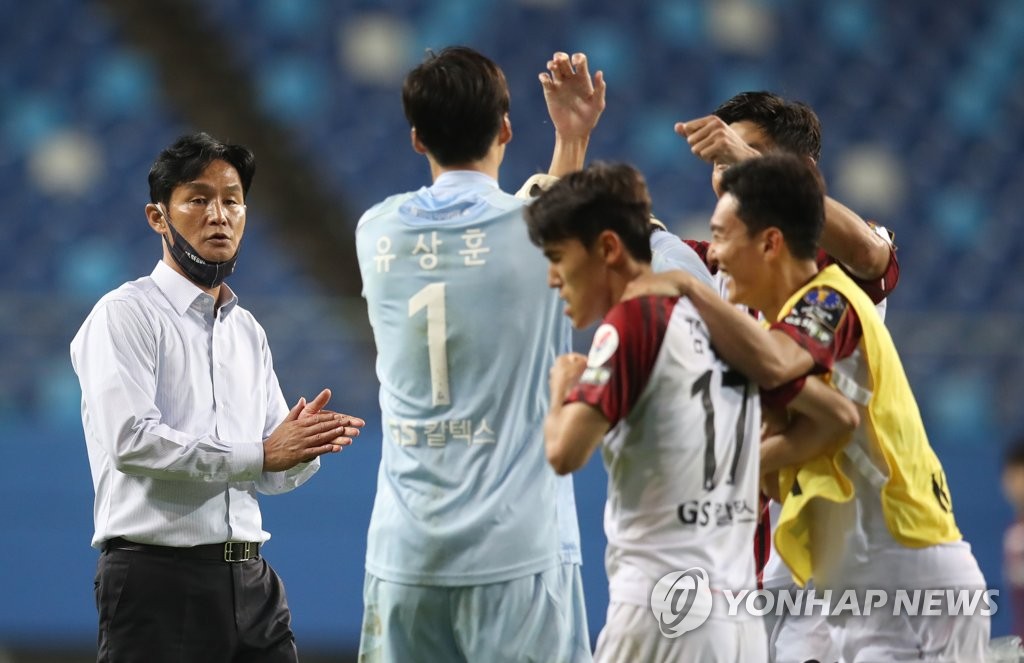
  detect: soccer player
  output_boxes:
[676,91,897,307]
[628,153,989,661]
[526,161,768,662]
[676,91,899,662]
[354,47,604,662]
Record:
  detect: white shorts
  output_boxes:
[826,604,990,662]
[358,562,590,663]
[763,584,839,663]
[594,601,767,663]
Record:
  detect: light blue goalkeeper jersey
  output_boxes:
[356,171,579,586]
[650,229,714,287]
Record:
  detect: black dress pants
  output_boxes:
[95,546,297,663]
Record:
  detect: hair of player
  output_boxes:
[718,153,825,261]
[525,161,653,262]
[714,91,822,162]
[148,132,255,205]
[402,46,511,167]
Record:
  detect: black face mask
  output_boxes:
[159,206,239,289]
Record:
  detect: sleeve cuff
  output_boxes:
[231,442,265,482]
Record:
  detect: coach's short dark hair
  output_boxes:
[402,46,510,166]
[148,132,255,205]
[719,153,825,261]
[714,91,822,162]
[525,162,653,263]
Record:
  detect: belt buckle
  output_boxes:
[224,541,254,563]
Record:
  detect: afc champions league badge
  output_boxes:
[650,568,713,638]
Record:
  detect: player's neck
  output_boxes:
[428,144,503,182]
[761,258,819,320]
[612,261,653,306]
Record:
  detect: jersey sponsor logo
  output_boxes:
[587,323,620,368]
[783,287,847,346]
[649,568,713,638]
[677,498,758,527]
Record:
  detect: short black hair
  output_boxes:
[402,46,510,166]
[719,153,825,261]
[714,91,822,161]
[148,132,255,205]
[525,162,653,262]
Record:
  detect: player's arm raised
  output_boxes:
[544,353,609,475]
[541,51,606,177]
[819,197,893,282]
[515,52,606,199]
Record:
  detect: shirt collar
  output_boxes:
[431,170,500,194]
[151,260,238,317]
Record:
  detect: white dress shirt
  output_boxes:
[71,261,319,549]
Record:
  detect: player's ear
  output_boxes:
[762,227,784,257]
[598,230,622,265]
[497,114,512,146]
[411,128,428,155]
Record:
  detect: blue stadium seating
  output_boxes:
[2,0,1022,650]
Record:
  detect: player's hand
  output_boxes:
[541,52,606,141]
[622,270,692,301]
[549,353,588,402]
[263,397,363,472]
[675,115,760,167]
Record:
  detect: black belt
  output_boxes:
[104,537,261,563]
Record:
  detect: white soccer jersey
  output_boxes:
[567,295,761,609]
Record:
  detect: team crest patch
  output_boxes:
[803,287,844,310]
[783,287,848,346]
[588,323,620,368]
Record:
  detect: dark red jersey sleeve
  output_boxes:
[683,239,716,274]
[816,222,900,304]
[761,285,863,408]
[566,296,676,427]
[754,493,772,589]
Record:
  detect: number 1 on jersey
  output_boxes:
[408,282,451,406]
